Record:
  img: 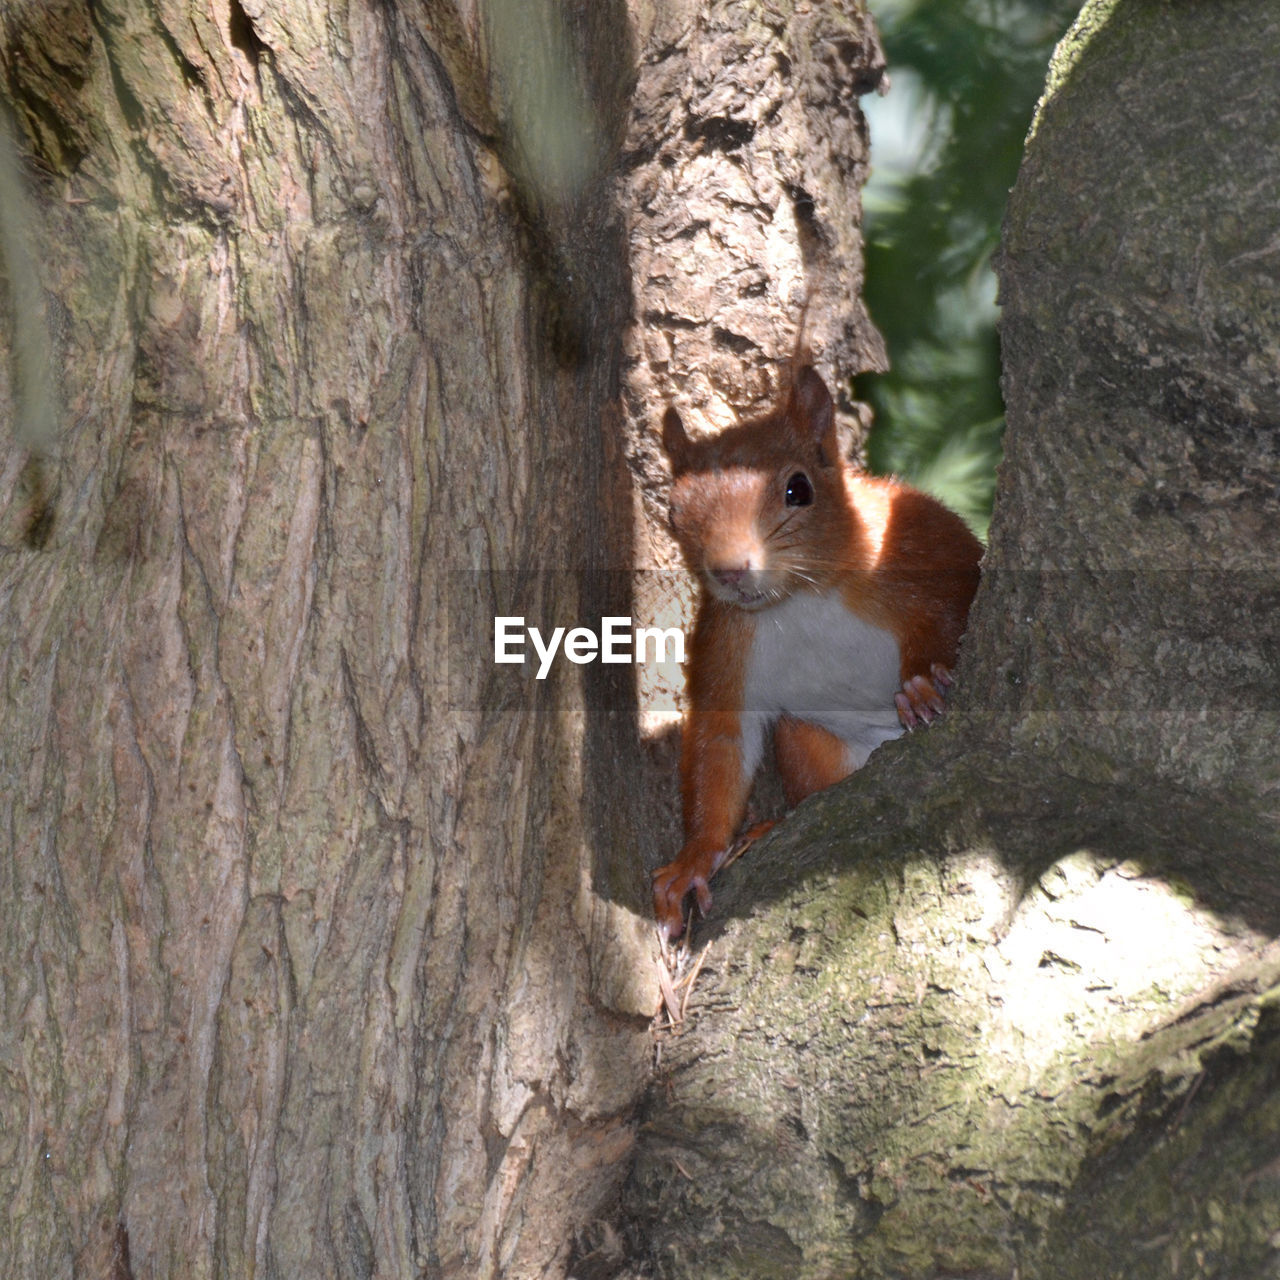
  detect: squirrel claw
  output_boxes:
[895,668,953,730]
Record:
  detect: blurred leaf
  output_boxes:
[857,0,1079,539]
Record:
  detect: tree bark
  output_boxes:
[0,2,656,1277]
[624,2,1280,1276]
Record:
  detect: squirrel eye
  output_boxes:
[784,472,814,507]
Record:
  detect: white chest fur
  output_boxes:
[740,590,903,774]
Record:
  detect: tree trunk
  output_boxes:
[624,2,1280,1276]
[0,2,656,1276]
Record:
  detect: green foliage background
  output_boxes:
[857,0,1080,537]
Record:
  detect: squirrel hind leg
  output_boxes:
[775,717,856,807]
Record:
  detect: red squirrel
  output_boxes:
[652,364,982,940]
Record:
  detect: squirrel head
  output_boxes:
[660,367,857,609]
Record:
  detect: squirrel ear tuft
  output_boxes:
[788,366,835,444]
[661,406,693,473]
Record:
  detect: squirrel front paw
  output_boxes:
[895,664,954,729]
[652,860,711,942]
[652,845,721,941]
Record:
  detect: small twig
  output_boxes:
[656,945,683,1027]
[719,819,775,873]
[678,941,713,1023]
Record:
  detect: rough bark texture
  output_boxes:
[0,3,656,1277]
[622,0,885,428]
[624,2,1280,1276]
[0,0,895,1274]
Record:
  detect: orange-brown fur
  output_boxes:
[653,366,982,939]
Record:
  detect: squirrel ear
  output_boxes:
[661,406,693,473]
[788,366,835,443]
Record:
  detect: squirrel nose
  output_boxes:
[711,565,750,588]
